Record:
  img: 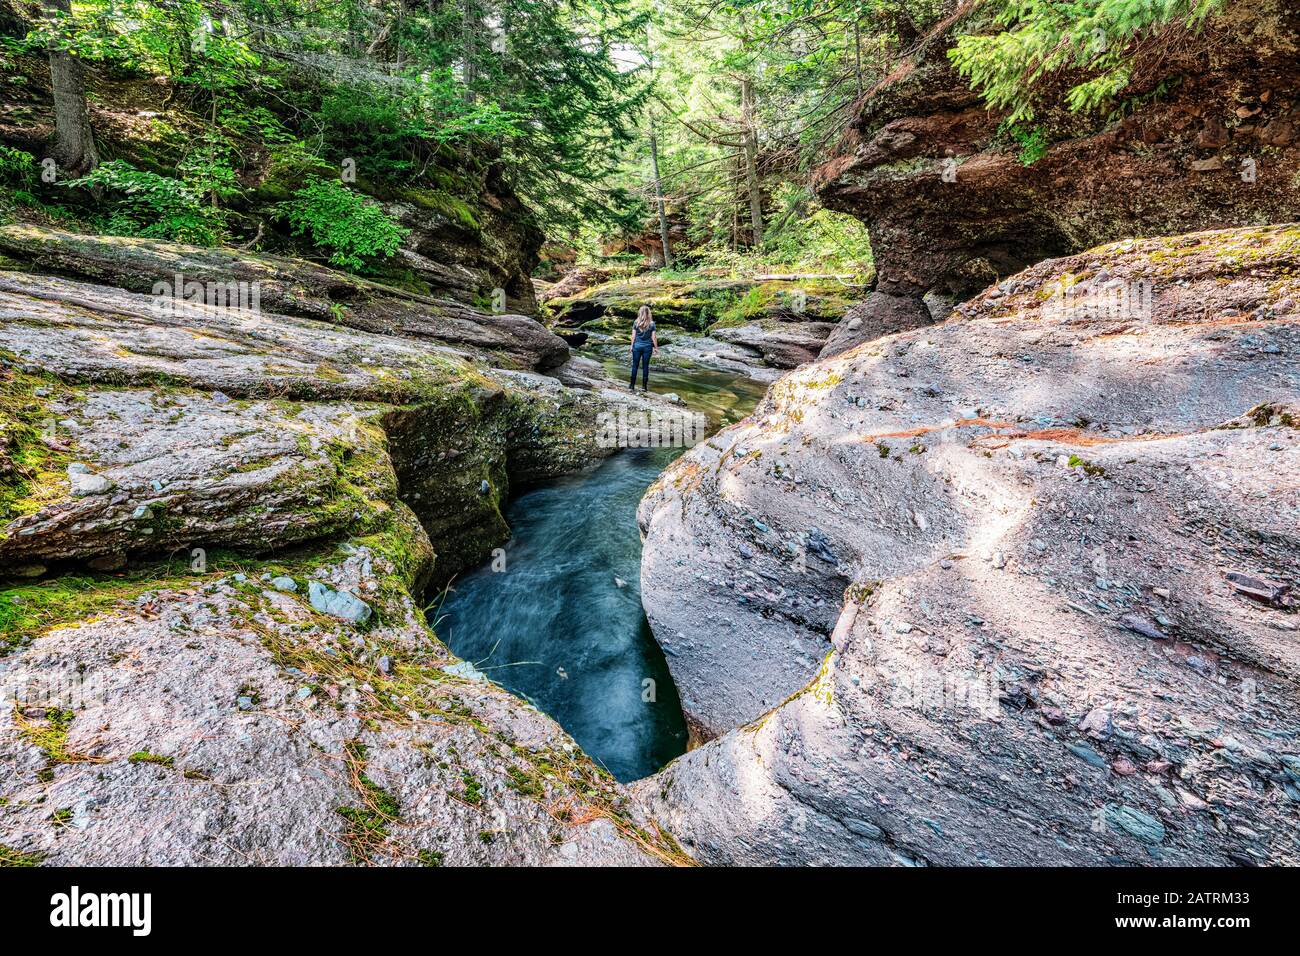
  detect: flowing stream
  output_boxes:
[437,357,767,781]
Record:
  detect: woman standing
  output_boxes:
[630,305,659,391]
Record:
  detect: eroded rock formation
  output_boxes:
[814,0,1300,356]
[0,226,568,371]
[637,224,1300,865]
[0,238,693,866]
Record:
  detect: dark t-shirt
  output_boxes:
[633,321,656,348]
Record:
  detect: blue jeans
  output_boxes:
[631,346,652,389]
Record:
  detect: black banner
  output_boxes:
[0,866,1284,942]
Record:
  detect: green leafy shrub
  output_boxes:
[178,130,242,207]
[0,146,35,185]
[278,178,408,272]
[62,160,224,245]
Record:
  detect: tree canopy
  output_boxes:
[1,0,1234,272]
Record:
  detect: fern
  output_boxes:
[1006,122,1051,165]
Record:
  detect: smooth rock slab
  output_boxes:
[0,545,666,866]
[636,225,1300,866]
[1,389,390,566]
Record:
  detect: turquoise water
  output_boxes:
[436,360,766,780]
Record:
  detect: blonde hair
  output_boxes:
[635,305,653,332]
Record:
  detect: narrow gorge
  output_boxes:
[0,0,1297,877]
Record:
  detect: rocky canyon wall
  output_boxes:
[814,0,1300,355]
[638,223,1300,865]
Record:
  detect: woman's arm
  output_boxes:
[652,330,659,354]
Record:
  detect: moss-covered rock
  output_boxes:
[0,540,685,865]
[545,273,866,335]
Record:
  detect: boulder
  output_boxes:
[537,265,623,304]
[636,224,1300,865]
[712,320,840,369]
[656,334,783,383]
[0,385,394,568]
[375,161,543,315]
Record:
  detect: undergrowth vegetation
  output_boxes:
[278,179,408,272]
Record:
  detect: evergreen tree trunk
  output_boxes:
[648,110,672,270]
[740,75,763,249]
[43,0,98,178]
[461,0,479,103]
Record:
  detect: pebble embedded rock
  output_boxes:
[67,463,114,496]
[307,580,373,625]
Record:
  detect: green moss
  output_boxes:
[1246,403,1296,429]
[845,581,879,605]
[348,502,436,615]
[0,565,195,655]
[1067,454,1106,477]
[393,186,480,232]
[230,454,283,474]
[460,770,484,805]
[506,764,545,799]
[0,540,359,657]
[127,751,175,768]
[335,740,402,864]
[317,422,398,523]
[1098,224,1300,275]
[718,285,772,325]
[0,363,79,522]
[417,848,444,866]
[252,149,336,205]
[0,844,43,867]
[17,707,76,763]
